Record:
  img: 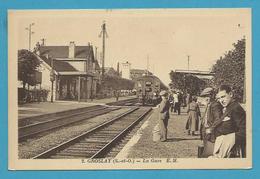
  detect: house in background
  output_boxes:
[104,67,120,77]
[32,41,100,101]
[120,61,131,80]
[119,61,153,81]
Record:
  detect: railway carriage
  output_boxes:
[135,75,161,106]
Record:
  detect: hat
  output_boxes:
[159,90,168,96]
[192,96,197,101]
[200,87,213,97]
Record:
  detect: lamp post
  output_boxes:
[25,23,35,51]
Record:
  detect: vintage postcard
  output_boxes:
[8,9,252,170]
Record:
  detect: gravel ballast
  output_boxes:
[19,108,131,159]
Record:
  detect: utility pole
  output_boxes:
[41,38,46,46]
[187,55,190,71]
[146,55,149,75]
[95,46,98,61]
[99,21,108,79]
[25,23,35,51]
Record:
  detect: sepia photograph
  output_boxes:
[8,8,252,170]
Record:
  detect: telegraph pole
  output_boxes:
[95,46,98,61]
[99,21,108,79]
[25,23,35,51]
[41,38,46,46]
[187,55,190,71]
[146,55,149,75]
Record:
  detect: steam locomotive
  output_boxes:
[135,75,161,106]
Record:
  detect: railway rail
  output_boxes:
[19,105,121,141]
[33,107,152,159]
[19,105,104,127]
[106,97,138,106]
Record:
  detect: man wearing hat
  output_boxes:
[200,87,223,157]
[158,90,171,142]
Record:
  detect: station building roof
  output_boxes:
[41,56,77,72]
[38,45,94,60]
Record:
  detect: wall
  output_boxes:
[38,63,56,101]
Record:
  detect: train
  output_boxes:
[135,75,161,106]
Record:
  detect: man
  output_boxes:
[173,91,181,115]
[213,85,246,158]
[158,90,171,142]
[168,92,174,113]
[176,92,182,115]
[173,91,178,113]
[200,87,223,158]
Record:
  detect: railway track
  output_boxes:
[19,105,104,127]
[33,107,152,159]
[19,105,121,141]
[106,98,138,106]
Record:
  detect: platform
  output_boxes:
[117,106,206,158]
[18,96,136,120]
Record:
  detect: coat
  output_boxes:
[187,101,201,131]
[159,98,170,120]
[201,101,223,142]
[158,98,170,141]
[214,99,246,157]
[200,100,223,158]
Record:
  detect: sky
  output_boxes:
[11,9,250,85]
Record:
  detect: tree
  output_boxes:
[169,71,206,95]
[169,70,185,91]
[18,49,41,90]
[212,38,245,102]
[103,75,135,90]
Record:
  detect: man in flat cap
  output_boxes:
[200,87,223,157]
[158,90,171,142]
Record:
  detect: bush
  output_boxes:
[18,88,49,104]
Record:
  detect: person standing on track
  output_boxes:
[158,90,171,142]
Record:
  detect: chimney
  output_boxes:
[69,41,75,58]
[95,46,98,61]
[34,42,41,55]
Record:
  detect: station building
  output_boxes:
[30,41,101,101]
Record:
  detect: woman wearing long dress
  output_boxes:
[186,96,201,136]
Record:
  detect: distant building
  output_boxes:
[175,69,215,80]
[130,69,153,81]
[120,61,131,79]
[104,67,120,77]
[30,41,100,101]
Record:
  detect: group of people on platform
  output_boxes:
[168,91,183,115]
[156,84,246,158]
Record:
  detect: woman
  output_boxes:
[186,96,201,136]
